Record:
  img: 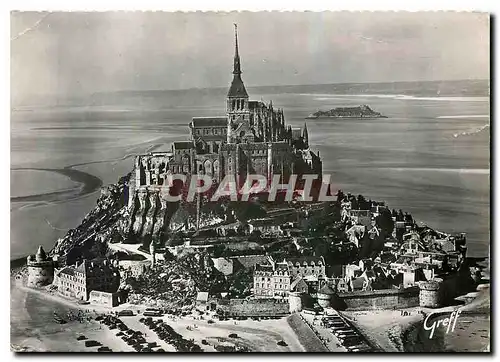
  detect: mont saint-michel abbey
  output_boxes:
[129,27,322,210]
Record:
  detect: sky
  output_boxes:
[11,11,490,102]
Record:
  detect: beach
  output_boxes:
[11,277,304,352]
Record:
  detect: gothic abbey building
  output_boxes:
[127,27,323,242]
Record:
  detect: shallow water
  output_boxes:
[10,86,490,259]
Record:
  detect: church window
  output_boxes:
[214,129,218,135]
[232,100,236,110]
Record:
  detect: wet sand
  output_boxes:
[11,281,114,352]
[10,167,102,204]
[10,140,164,207]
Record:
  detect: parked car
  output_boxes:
[84,340,101,347]
[340,337,363,346]
[327,322,347,328]
[228,333,238,338]
[277,340,288,347]
[118,310,134,317]
[347,345,372,352]
[303,308,318,315]
[143,311,163,317]
[336,332,359,340]
[333,328,355,334]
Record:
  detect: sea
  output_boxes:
[10,80,490,260]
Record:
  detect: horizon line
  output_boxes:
[95,78,491,94]
[11,78,490,101]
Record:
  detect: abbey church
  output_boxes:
[128,26,323,236]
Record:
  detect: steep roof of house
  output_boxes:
[233,255,269,269]
[59,266,76,276]
[290,277,306,291]
[75,260,88,274]
[318,284,336,295]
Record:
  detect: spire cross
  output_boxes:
[234,23,238,51]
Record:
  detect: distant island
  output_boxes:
[306,105,387,119]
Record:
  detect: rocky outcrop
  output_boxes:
[152,196,168,241]
[126,187,181,248]
[141,191,159,239]
[50,174,131,266]
[131,188,148,236]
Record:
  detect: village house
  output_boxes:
[54,259,120,301]
[253,256,326,298]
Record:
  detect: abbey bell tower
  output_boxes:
[227,24,250,142]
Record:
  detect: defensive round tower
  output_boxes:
[317,284,336,309]
[288,291,305,313]
[27,245,55,287]
[419,279,443,308]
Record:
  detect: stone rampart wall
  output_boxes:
[339,287,420,310]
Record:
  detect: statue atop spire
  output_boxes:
[233,23,241,75]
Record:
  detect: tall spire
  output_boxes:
[227,23,248,98]
[233,23,241,75]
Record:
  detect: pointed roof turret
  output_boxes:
[302,122,309,141]
[35,245,47,262]
[227,24,248,98]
